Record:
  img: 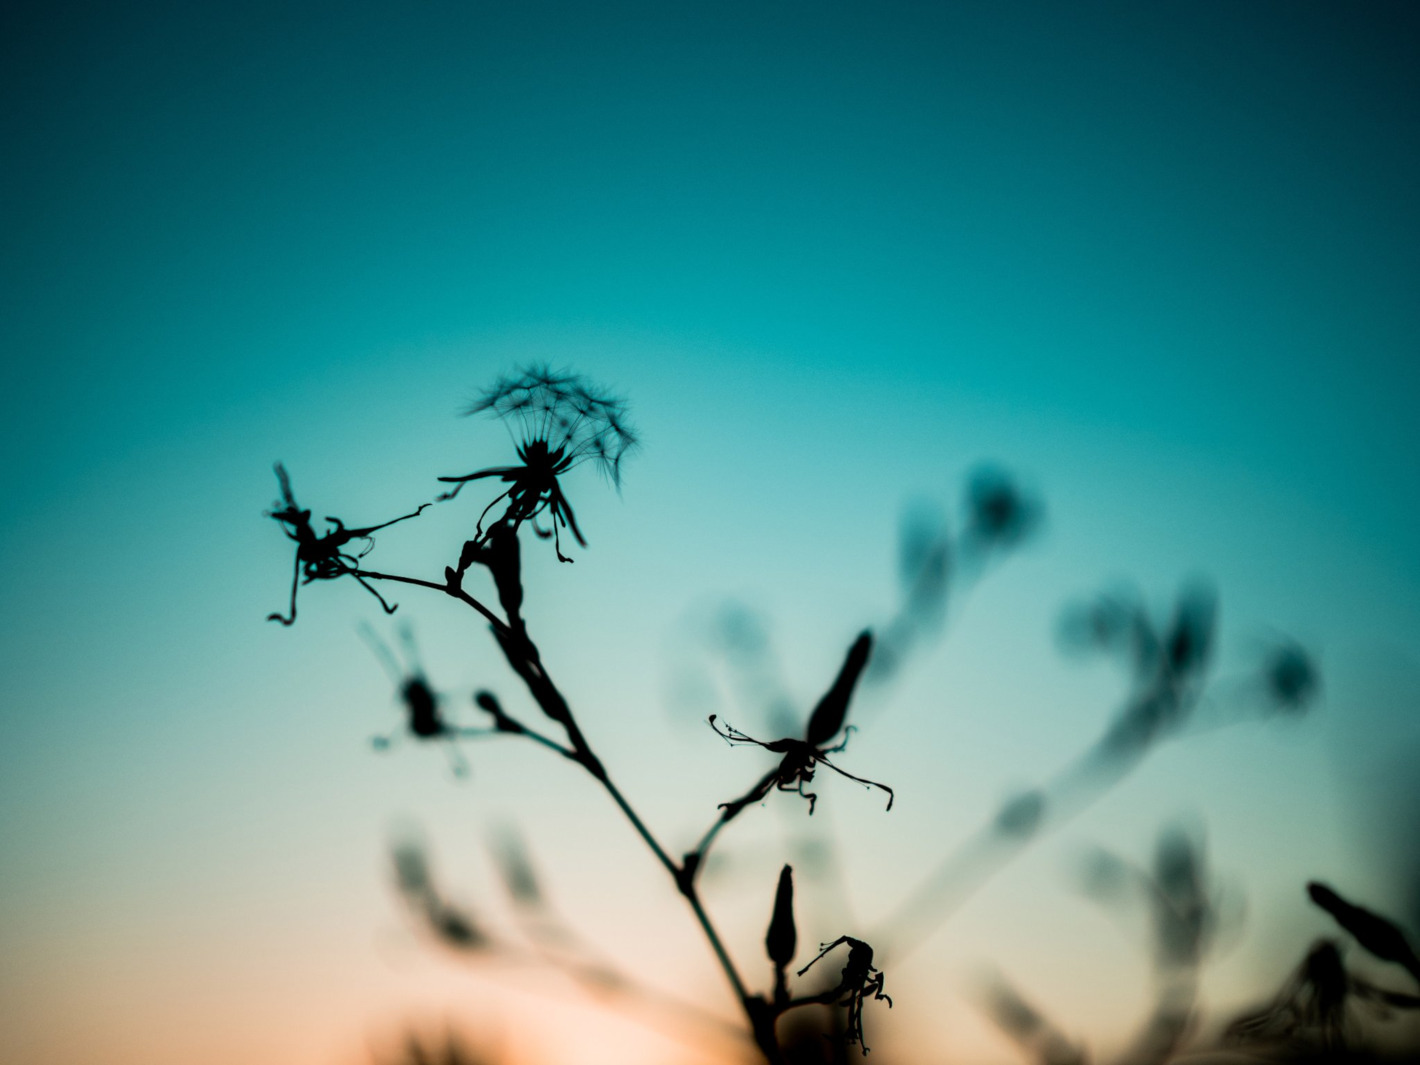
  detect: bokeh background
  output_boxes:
[3,2,1419,1062]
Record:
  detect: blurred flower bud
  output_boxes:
[964,466,1040,549]
[392,838,433,900]
[1263,641,1320,714]
[431,903,487,951]
[1163,582,1217,682]
[995,790,1046,839]
[490,826,543,908]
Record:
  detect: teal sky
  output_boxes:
[3,3,1419,1063]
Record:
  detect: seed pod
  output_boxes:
[805,631,872,747]
[1309,881,1420,976]
[766,864,797,968]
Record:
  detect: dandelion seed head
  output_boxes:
[467,364,638,486]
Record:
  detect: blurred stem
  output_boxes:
[872,687,1194,964]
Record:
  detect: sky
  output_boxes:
[2,2,1420,1063]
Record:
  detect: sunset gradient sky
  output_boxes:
[3,3,1420,1063]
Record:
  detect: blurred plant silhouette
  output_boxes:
[262,368,1410,1064]
[869,466,1041,683]
[374,1027,496,1065]
[1224,882,1420,1060]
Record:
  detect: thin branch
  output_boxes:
[498,636,755,1008]
[454,726,578,762]
[354,569,511,635]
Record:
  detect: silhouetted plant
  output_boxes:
[264,367,1357,1064]
[268,368,870,1063]
[1220,882,1420,1061]
[870,466,1041,681]
[684,632,893,893]
[793,937,892,1054]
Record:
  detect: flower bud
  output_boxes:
[805,632,872,747]
[766,864,797,969]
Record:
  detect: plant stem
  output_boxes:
[354,569,510,634]
[364,565,768,1055]
[597,772,750,1003]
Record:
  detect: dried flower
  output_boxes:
[437,366,638,561]
[265,463,428,624]
[709,632,893,819]
[796,936,892,1053]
